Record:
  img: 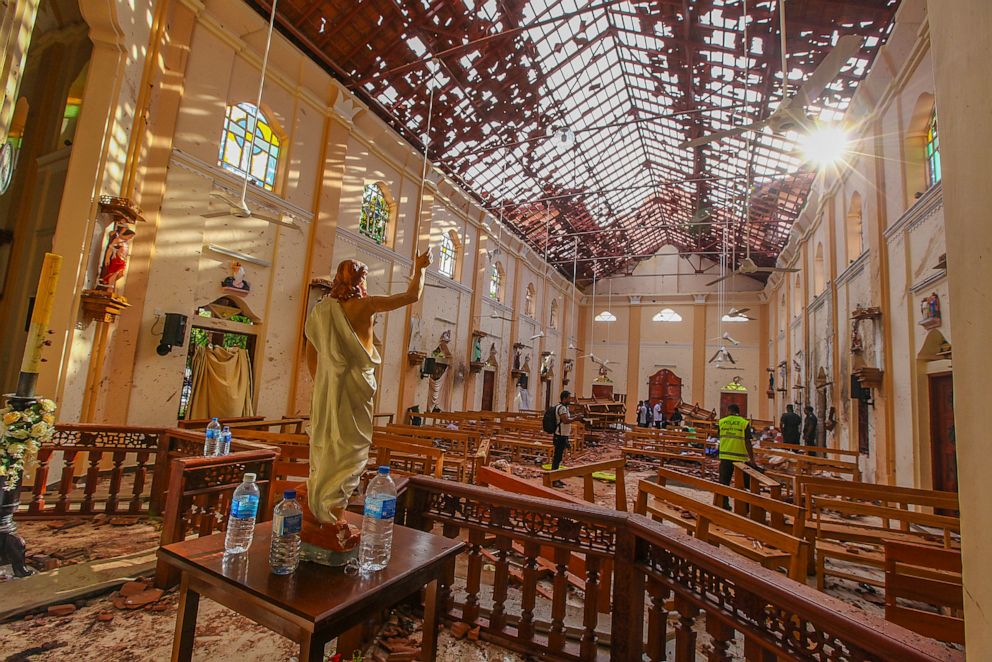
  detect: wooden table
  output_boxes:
[158,512,464,661]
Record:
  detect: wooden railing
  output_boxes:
[22,424,165,518]
[401,476,961,662]
[21,425,277,519]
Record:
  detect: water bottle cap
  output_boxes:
[284,489,296,500]
[377,466,390,475]
[244,472,256,482]
[223,425,230,431]
[211,417,219,421]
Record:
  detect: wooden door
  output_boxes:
[648,369,683,416]
[929,373,957,493]
[481,370,495,411]
[719,392,748,418]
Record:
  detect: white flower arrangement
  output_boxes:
[0,399,55,488]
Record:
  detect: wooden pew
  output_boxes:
[541,458,627,511]
[655,466,806,543]
[810,495,960,589]
[621,446,715,479]
[176,415,264,430]
[371,433,446,479]
[377,424,485,482]
[760,440,860,460]
[634,478,809,581]
[884,541,964,644]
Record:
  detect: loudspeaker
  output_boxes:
[850,374,869,401]
[156,313,188,356]
[421,356,436,378]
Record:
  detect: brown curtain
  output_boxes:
[188,345,254,420]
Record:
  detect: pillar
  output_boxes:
[691,295,707,405]
[926,0,992,650]
[625,299,642,424]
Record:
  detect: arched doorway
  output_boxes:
[917,330,955,495]
[719,377,748,418]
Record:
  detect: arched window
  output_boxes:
[524,283,536,317]
[359,183,391,245]
[549,299,560,330]
[438,230,458,278]
[813,243,826,295]
[489,262,504,301]
[925,111,941,188]
[846,192,864,263]
[652,308,682,322]
[219,102,281,191]
[595,310,617,322]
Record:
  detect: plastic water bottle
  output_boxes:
[269,490,303,575]
[218,426,232,456]
[359,466,397,572]
[204,417,221,456]
[225,473,259,554]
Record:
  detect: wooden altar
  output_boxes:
[647,368,683,417]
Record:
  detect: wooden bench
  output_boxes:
[377,424,486,482]
[884,541,964,644]
[809,496,960,589]
[542,458,627,511]
[175,416,264,430]
[760,440,860,460]
[621,446,715,479]
[371,433,446,479]
[634,478,809,581]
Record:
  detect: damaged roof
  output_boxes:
[257,0,899,280]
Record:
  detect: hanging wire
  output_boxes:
[239,0,279,204]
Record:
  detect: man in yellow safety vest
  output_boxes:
[718,404,755,508]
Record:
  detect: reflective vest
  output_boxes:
[718,415,750,461]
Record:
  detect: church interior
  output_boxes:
[0,0,987,659]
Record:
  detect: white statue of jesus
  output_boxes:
[302,250,431,550]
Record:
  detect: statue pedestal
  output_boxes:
[295,483,361,567]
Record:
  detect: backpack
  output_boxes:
[542,405,560,435]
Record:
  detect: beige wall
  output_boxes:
[763,0,952,487]
[28,0,576,426]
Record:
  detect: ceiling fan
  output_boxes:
[679,31,866,149]
[710,332,740,346]
[529,331,545,341]
[706,256,798,286]
[708,346,736,365]
[726,307,755,320]
[200,0,295,229]
[477,311,514,322]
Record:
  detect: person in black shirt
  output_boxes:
[802,406,818,446]
[780,404,802,445]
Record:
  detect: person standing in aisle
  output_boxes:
[653,400,664,429]
[780,404,802,446]
[637,401,649,428]
[802,405,818,447]
[551,391,577,486]
[717,404,754,508]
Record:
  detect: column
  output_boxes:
[926,0,992,651]
[625,298,642,425]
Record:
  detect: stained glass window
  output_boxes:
[489,262,503,301]
[359,183,390,244]
[925,111,941,188]
[219,102,281,191]
[438,231,456,277]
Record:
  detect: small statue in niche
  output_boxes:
[433,329,452,359]
[471,336,482,363]
[851,319,864,353]
[929,293,941,319]
[540,353,555,379]
[486,342,498,367]
[767,370,775,391]
[521,355,531,373]
[562,358,573,385]
[97,223,136,293]
[512,347,521,371]
[222,260,250,292]
[919,292,942,329]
